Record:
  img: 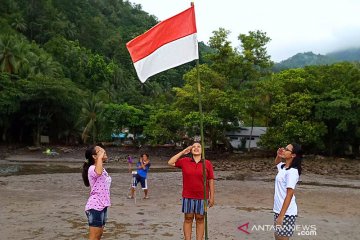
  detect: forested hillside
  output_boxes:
[1,0,360,156]
[274,48,360,71]
[327,48,360,62]
[0,0,199,144]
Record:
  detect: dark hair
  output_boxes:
[288,143,303,175]
[141,153,149,158]
[82,145,97,187]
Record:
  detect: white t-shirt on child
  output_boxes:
[273,162,299,215]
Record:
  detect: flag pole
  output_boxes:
[196,58,208,239]
[192,2,208,239]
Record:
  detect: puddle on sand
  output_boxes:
[0,165,21,176]
[0,163,178,177]
[216,173,247,181]
[0,164,78,177]
[236,206,272,212]
[299,181,360,189]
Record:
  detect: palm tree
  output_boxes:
[30,53,63,78]
[99,80,116,102]
[0,35,29,75]
[11,16,27,32]
[80,94,104,144]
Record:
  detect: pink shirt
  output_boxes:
[85,165,112,211]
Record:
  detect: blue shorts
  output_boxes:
[132,174,147,189]
[182,198,207,215]
[86,207,108,227]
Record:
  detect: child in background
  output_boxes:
[128,153,151,199]
[127,155,133,173]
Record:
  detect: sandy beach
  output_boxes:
[0,146,359,240]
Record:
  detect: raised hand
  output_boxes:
[182,145,193,155]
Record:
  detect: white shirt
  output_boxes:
[273,162,299,215]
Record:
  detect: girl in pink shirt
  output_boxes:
[82,145,111,240]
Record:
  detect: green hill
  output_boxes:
[327,48,360,62]
[274,48,360,71]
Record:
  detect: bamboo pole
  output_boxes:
[196,58,208,239]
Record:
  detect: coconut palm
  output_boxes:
[0,35,29,75]
[80,94,104,144]
[11,16,27,32]
[30,53,63,78]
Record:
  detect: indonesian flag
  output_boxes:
[126,4,198,83]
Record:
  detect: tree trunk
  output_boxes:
[2,131,6,142]
[34,104,43,147]
[34,128,40,147]
[247,116,254,152]
[1,123,8,142]
[351,142,359,157]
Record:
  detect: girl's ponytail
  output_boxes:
[82,146,96,187]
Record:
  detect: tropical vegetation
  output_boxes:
[1,0,360,157]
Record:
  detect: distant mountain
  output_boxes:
[327,48,360,62]
[273,48,360,71]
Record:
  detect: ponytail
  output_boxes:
[82,145,96,187]
[289,143,303,175]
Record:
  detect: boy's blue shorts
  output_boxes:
[132,174,147,189]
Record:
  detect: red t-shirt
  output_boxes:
[175,157,214,200]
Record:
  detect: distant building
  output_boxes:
[226,127,267,149]
[111,133,126,140]
[111,131,136,145]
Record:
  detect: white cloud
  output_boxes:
[130,0,360,62]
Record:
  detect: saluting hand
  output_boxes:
[277,148,284,158]
[95,146,107,161]
[182,146,193,155]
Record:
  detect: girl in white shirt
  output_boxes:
[273,143,303,239]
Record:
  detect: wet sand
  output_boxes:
[1,148,360,239]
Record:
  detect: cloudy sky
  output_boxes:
[129,0,360,62]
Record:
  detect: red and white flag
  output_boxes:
[126,4,198,83]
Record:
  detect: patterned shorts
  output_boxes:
[182,198,207,215]
[274,213,297,237]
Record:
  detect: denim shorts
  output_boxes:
[86,207,108,227]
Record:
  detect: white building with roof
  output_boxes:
[226,127,267,149]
